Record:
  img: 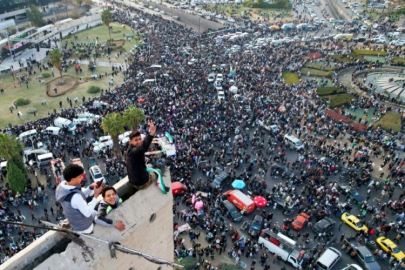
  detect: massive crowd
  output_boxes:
[0,1,405,269]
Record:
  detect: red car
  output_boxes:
[291,212,310,230]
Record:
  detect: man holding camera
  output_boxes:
[56,164,104,233]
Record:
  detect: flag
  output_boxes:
[147,167,167,194]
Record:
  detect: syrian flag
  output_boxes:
[147,167,167,194]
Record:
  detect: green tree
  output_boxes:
[73,0,91,6]
[6,161,27,193]
[0,134,27,182]
[101,9,113,43]
[123,106,146,131]
[49,49,64,84]
[101,113,126,160]
[26,5,45,27]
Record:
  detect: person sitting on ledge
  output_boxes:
[126,120,169,194]
[95,186,125,231]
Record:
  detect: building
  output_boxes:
[1,172,175,270]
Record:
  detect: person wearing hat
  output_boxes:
[56,164,104,233]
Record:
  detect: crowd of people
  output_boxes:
[0,0,405,268]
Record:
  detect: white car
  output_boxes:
[371,37,386,44]
[118,131,132,143]
[216,73,223,81]
[89,165,106,183]
[390,39,405,46]
[92,135,112,146]
[215,81,223,90]
[218,91,225,102]
[187,58,197,65]
[208,73,215,82]
[93,140,113,154]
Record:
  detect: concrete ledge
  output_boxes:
[3,171,173,270]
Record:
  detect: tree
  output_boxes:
[49,49,64,84]
[101,113,126,161]
[7,162,27,193]
[101,9,113,43]
[26,5,45,27]
[73,0,91,6]
[123,106,146,131]
[0,134,27,193]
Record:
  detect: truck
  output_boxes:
[258,230,305,268]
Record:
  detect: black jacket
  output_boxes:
[126,134,154,186]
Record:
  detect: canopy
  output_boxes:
[232,179,245,189]
[253,196,268,207]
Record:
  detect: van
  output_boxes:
[142,79,156,85]
[17,129,38,141]
[72,118,90,126]
[54,117,76,131]
[221,200,243,222]
[37,153,54,166]
[223,190,255,214]
[316,247,341,270]
[333,34,354,41]
[296,23,308,30]
[43,127,61,136]
[284,134,304,150]
[24,149,49,164]
[76,112,101,121]
[0,161,7,175]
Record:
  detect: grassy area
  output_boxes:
[63,22,140,63]
[375,111,401,133]
[304,62,335,71]
[301,68,333,78]
[0,65,124,128]
[329,94,354,109]
[282,72,299,85]
[330,53,367,63]
[353,49,387,56]
[393,57,405,66]
[317,87,345,96]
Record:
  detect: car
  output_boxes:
[87,157,97,168]
[376,236,405,260]
[371,38,386,44]
[341,213,368,232]
[89,165,106,184]
[215,81,223,91]
[187,58,197,65]
[270,163,292,177]
[313,217,336,233]
[208,73,215,83]
[92,135,112,146]
[218,91,225,102]
[353,37,367,42]
[338,185,365,203]
[93,140,113,154]
[210,171,230,188]
[221,200,242,222]
[248,215,263,237]
[292,212,310,230]
[347,243,381,270]
[216,73,223,81]
[341,265,363,270]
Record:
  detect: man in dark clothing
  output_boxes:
[126,120,168,191]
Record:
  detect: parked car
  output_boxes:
[376,236,405,260]
[89,165,106,184]
[338,185,365,203]
[210,171,230,188]
[269,163,292,177]
[291,212,310,230]
[343,240,381,270]
[313,217,336,233]
[341,213,368,232]
[248,215,263,237]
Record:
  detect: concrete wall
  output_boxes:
[2,172,174,270]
